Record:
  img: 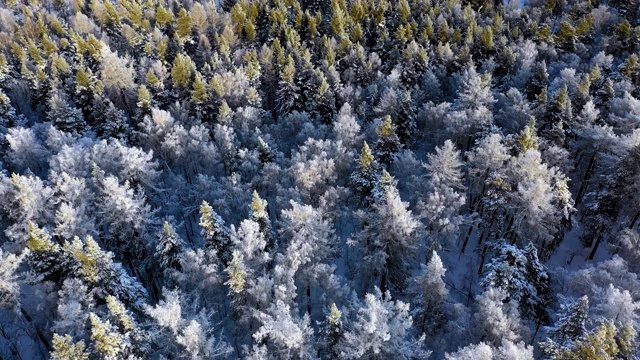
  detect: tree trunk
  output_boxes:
[380,271,387,294]
[588,236,602,260]
[575,152,597,207]
[306,284,311,315]
[477,245,488,274]
[531,319,541,346]
[20,307,51,351]
[503,213,516,240]
[628,210,640,229]
[0,321,24,360]
[460,223,475,254]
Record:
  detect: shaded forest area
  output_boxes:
[0,0,640,358]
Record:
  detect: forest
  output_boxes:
[0,0,639,358]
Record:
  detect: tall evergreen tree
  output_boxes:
[199,200,232,265]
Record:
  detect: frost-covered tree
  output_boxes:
[445,342,493,360]
[340,288,429,359]
[145,289,232,359]
[64,235,147,308]
[251,299,316,359]
[355,171,419,293]
[94,173,155,263]
[199,200,232,265]
[481,243,550,322]
[374,116,403,170]
[410,251,449,335]
[319,303,345,359]
[53,278,93,340]
[50,334,89,360]
[333,103,362,150]
[47,91,86,134]
[278,201,339,315]
[540,296,589,358]
[351,142,380,204]
[155,221,184,278]
[26,222,74,285]
[0,249,24,310]
[248,190,275,253]
[447,66,495,142]
[420,140,467,250]
[475,287,528,347]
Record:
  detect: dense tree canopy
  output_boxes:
[0,0,639,358]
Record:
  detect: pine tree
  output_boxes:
[257,136,275,164]
[350,142,380,204]
[64,235,146,307]
[90,96,130,140]
[395,91,417,145]
[544,85,573,137]
[248,190,275,252]
[171,53,195,93]
[89,313,125,359]
[541,296,590,358]
[420,140,467,250]
[526,61,549,101]
[199,200,232,265]
[225,250,247,295]
[481,243,550,322]
[156,221,184,276]
[26,221,73,285]
[276,55,300,115]
[451,66,495,140]
[374,115,402,169]
[475,287,528,346]
[319,303,344,359]
[357,170,419,293]
[410,251,449,334]
[175,8,193,43]
[48,91,86,134]
[516,119,539,154]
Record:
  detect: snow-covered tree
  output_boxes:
[319,303,345,359]
[355,171,419,293]
[248,190,275,253]
[94,173,155,262]
[251,299,316,359]
[445,342,493,360]
[0,249,24,310]
[374,116,403,170]
[340,288,429,359]
[420,140,467,250]
[47,92,86,134]
[481,243,550,322]
[475,287,528,347]
[351,142,380,204]
[199,200,232,265]
[155,221,184,278]
[540,296,589,358]
[278,201,339,314]
[410,251,449,334]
